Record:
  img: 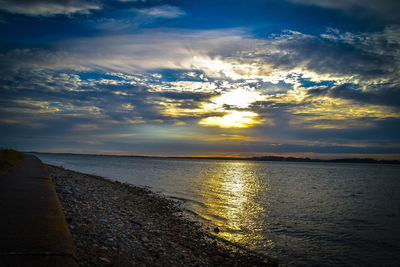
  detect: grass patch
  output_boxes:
[0,149,24,176]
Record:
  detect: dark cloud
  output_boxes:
[157,91,216,101]
[269,30,398,81]
[291,117,400,142]
[247,142,400,154]
[288,0,400,23]
[0,67,215,133]
[307,84,400,108]
[0,0,101,16]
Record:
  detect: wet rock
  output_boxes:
[212,255,224,264]
[99,257,111,263]
[132,222,142,230]
[141,236,149,242]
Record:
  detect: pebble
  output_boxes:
[99,257,111,263]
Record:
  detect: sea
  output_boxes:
[33,152,400,266]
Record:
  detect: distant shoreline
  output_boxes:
[30,151,400,164]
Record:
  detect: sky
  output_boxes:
[0,0,400,159]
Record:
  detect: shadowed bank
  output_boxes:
[0,153,77,266]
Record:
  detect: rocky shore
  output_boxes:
[47,164,278,266]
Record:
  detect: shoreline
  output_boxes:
[47,164,277,266]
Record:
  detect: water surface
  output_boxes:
[34,153,400,266]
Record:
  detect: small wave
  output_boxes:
[168,195,209,208]
[343,218,371,225]
[224,227,245,234]
[181,208,211,222]
[204,213,229,222]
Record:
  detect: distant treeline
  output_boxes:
[250,156,400,164]
[165,155,400,164]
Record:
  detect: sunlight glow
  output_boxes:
[193,56,260,80]
[211,88,265,108]
[196,88,266,128]
[199,111,263,128]
[195,161,270,248]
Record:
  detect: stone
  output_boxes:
[99,257,111,263]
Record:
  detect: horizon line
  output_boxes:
[26,151,400,163]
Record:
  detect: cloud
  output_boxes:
[3,27,399,98]
[96,5,186,31]
[118,0,148,2]
[0,0,101,16]
[1,27,399,150]
[288,0,400,22]
[0,67,216,131]
[1,29,249,75]
[308,84,400,108]
[156,91,216,102]
[134,5,186,19]
[266,29,400,84]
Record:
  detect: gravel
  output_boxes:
[47,164,278,267]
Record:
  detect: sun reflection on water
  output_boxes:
[195,161,274,250]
